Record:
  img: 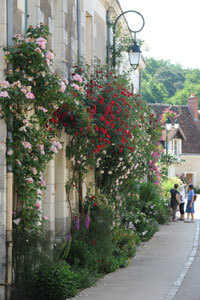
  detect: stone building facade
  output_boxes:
[0,1,144,296]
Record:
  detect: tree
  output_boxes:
[141,57,200,106]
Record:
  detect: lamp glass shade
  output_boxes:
[166,118,172,130]
[174,119,179,129]
[128,40,141,70]
[129,51,141,69]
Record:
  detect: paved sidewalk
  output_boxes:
[69,198,200,300]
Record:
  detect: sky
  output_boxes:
[118,0,200,69]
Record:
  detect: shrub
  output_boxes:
[35,262,78,300]
[66,238,99,271]
[12,231,52,300]
[112,226,139,258]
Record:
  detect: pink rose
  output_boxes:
[25,92,35,99]
[0,91,9,98]
[73,74,83,84]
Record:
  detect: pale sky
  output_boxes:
[119,0,200,69]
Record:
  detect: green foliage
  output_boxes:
[142,57,200,106]
[139,181,171,224]
[154,65,185,98]
[194,186,200,194]
[12,231,53,300]
[35,262,78,300]
[161,176,182,199]
[112,226,139,258]
[118,180,171,241]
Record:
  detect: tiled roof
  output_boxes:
[150,104,200,154]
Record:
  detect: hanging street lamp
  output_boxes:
[112,10,145,69]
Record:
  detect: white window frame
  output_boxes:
[172,139,181,157]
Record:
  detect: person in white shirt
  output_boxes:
[179,185,185,221]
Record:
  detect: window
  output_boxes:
[86,12,93,64]
[172,139,181,156]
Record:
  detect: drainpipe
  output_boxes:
[6,1,13,299]
[25,0,28,33]
[77,0,81,66]
[106,8,111,71]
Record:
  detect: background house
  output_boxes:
[151,94,200,187]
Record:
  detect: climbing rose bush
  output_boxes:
[56,63,163,191]
[0,24,164,230]
[0,24,89,231]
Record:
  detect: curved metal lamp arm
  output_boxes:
[112,10,145,68]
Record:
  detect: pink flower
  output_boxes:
[46,58,50,66]
[7,149,13,156]
[36,37,47,49]
[43,216,48,220]
[46,51,55,60]
[34,47,42,54]
[23,119,29,124]
[25,92,35,99]
[22,141,32,149]
[26,177,34,184]
[36,189,41,195]
[50,146,58,153]
[0,91,9,98]
[35,202,40,209]
[60,81,66,92]
[71,83,80,90]
[51,139,62,150]
[63,78,69,85]
[21,88,27,94]
[40,179,45,186]
[39,144,45,155]
[1,80,10,88]
[73,74,83,84]
[32,167,37,175]
[37,106,48,113]
[85,215,90,229]
[16,159,21,166]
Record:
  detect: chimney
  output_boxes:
[188,93,199,120]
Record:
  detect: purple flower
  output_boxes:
[85,215,90,229]
[67,234,71,242]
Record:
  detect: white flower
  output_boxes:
[32,167,37,175]
[13,218,20,225]
[108,171,112,175]
[142,230,148,236]
[7,149,13,156]
[26,177,34,184]
[100,170,104,174]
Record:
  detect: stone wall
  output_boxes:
[0,0,140,240]
[0,1,7,297]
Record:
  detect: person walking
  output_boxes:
[178,185,185,221]
[170,183,180,222]
[185,184,195,223]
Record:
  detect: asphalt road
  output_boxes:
[69,196,200,300]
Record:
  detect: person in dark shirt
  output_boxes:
[170,183,180,222]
